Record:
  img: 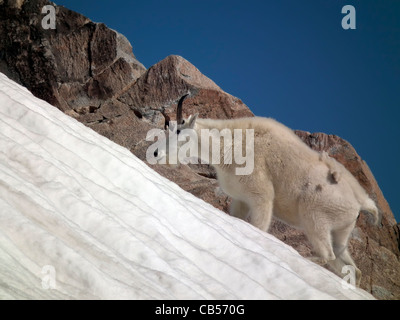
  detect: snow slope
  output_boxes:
[0,72,373,300]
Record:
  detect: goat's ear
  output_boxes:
[187,113,199,128]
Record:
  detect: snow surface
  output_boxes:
[0,72,374,300]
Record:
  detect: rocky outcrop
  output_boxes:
[117,55,252,125]
[0,0,398,299]
[0,0,146,112]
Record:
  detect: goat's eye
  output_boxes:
[154,149,158,157]
[176,129,181,135]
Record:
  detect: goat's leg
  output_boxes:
[304,223,336,265]
[246,181,274,232]
[248,198,274,232]
[330,222,362,286]
[229,199,250,221]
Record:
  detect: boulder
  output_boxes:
[116,55,253,128]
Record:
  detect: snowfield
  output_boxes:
[0,72,373,300]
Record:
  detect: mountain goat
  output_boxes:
[153,94,380,285]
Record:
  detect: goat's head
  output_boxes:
[153,94,199,166]
[174,93,198,132]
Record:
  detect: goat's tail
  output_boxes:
[360,198,381,226]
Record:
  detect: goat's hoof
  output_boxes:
[307,256,328,266]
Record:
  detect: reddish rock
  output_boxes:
[0,0,146,112]
[117,55,253,127]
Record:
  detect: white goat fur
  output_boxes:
[169,115,379,284]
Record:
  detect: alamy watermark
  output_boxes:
[41,265,56,290]
[39,4,356,31]
[146,122,255,175]
[41,5,56,30]
[342,5,356,30]
[341,265,356,290]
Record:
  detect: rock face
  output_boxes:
[0,0,398,299]
[0,0,146,112]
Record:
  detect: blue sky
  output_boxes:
[55,0,400,222]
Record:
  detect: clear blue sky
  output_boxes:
[55,0,400,222]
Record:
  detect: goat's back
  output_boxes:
[196,116,372,209]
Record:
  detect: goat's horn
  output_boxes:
[176,93,189,125]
